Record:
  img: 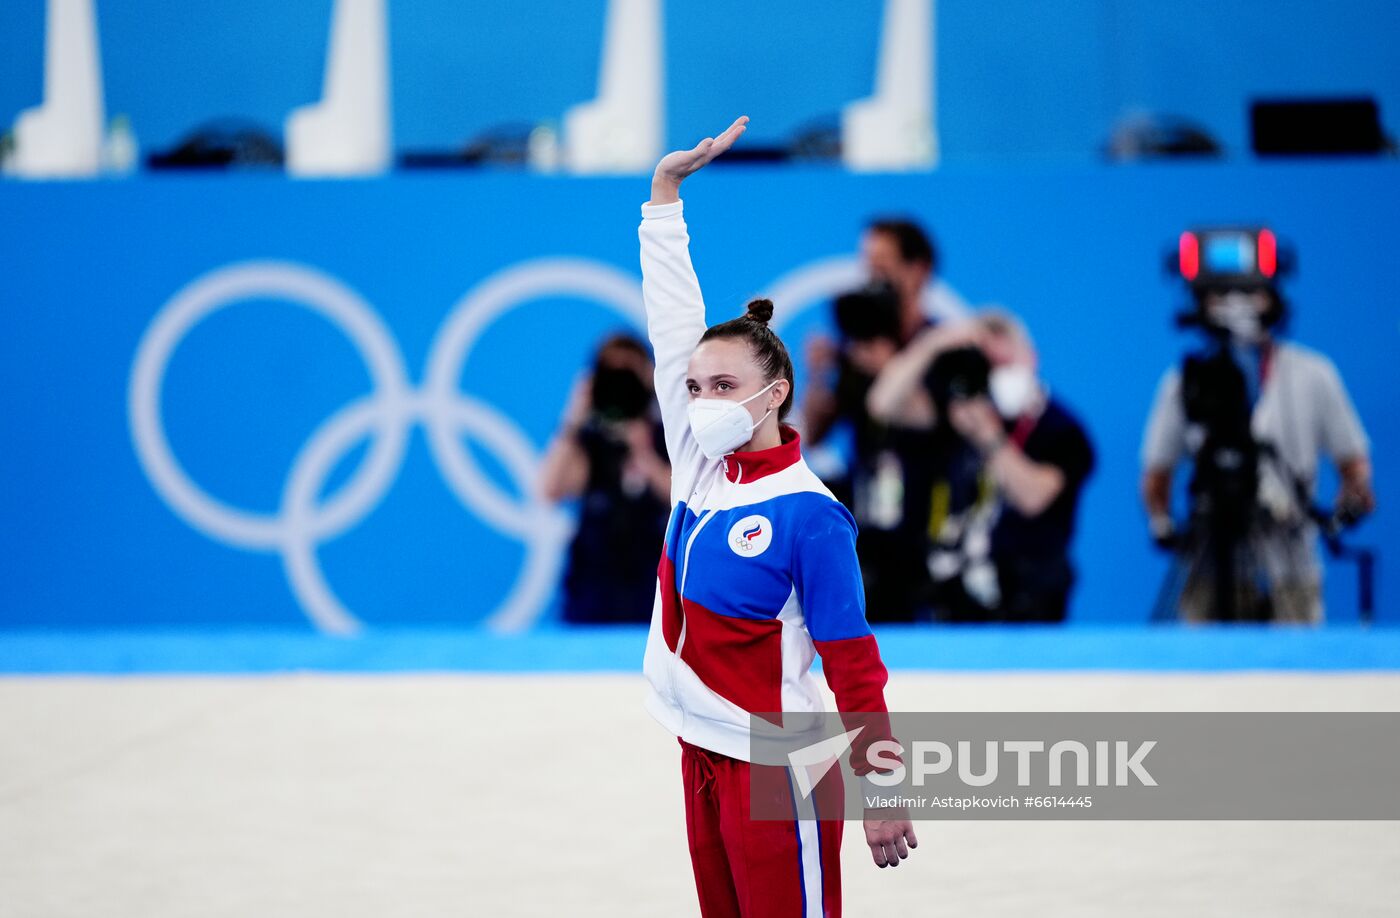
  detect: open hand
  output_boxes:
[650,116,749,204]
[864,809,918,868]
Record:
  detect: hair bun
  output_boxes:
[744,298,775,326]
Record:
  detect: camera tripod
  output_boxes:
[1150,505,1376,623]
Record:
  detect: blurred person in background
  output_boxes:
[803,284,939,621]
[539,333,671,624]
[800,219,968,621]
[861,217,968,338]
[867,309,1095,622]
[803,217,966,447]
[1141,261,1375,623]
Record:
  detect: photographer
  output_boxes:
[867,310,1095,622]
[807,284,940,621]
[539,334,671,624]
[1141,257,1375,623]
[803,217,967,447]
[862,217,969,339]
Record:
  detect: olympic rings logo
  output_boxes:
[127,254,947,634]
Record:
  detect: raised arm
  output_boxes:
[638,116,748,480]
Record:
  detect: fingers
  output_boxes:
[716,115,749,145]
[869,837,892,868]
[869,823,917,869]
[704,115,749,160]
[884,836,909,866]
[660,116,748,180]
[871,839,903,868]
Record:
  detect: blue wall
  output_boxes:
[2,1,1398,161]
[1,162,1396,629]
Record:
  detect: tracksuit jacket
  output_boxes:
[638,199,894,770]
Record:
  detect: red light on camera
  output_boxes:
[1258,228,1278,277]
[1179,232,1200,281]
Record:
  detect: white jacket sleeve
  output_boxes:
[639,200,707,496]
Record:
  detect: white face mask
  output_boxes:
[989,364,1038,418]
[687,379,780,460]
[1211,292,1265,343]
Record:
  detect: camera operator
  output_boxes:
[1141,258,1375,623]
[867,310,1095,622]
[539,334,671,624]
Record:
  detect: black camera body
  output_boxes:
[833,283,902,344]
[1179,348,1260,534]
[590,366,650,423]
[924,346,991,417]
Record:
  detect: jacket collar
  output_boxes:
[724,425,802,483]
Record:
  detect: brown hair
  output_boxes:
[594,331,652,367]
[868,217,938,272]
[698,298,795,420]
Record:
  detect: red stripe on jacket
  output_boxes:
[657,548,682,652]
[679,598,784,725]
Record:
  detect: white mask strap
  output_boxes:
[738,378,780,409]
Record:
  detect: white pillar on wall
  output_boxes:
[563,0,664,174]
[285,0,392,177]
[10,0,106,178]
[843,0,939,171]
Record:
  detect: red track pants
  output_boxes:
[680,739,845,918]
